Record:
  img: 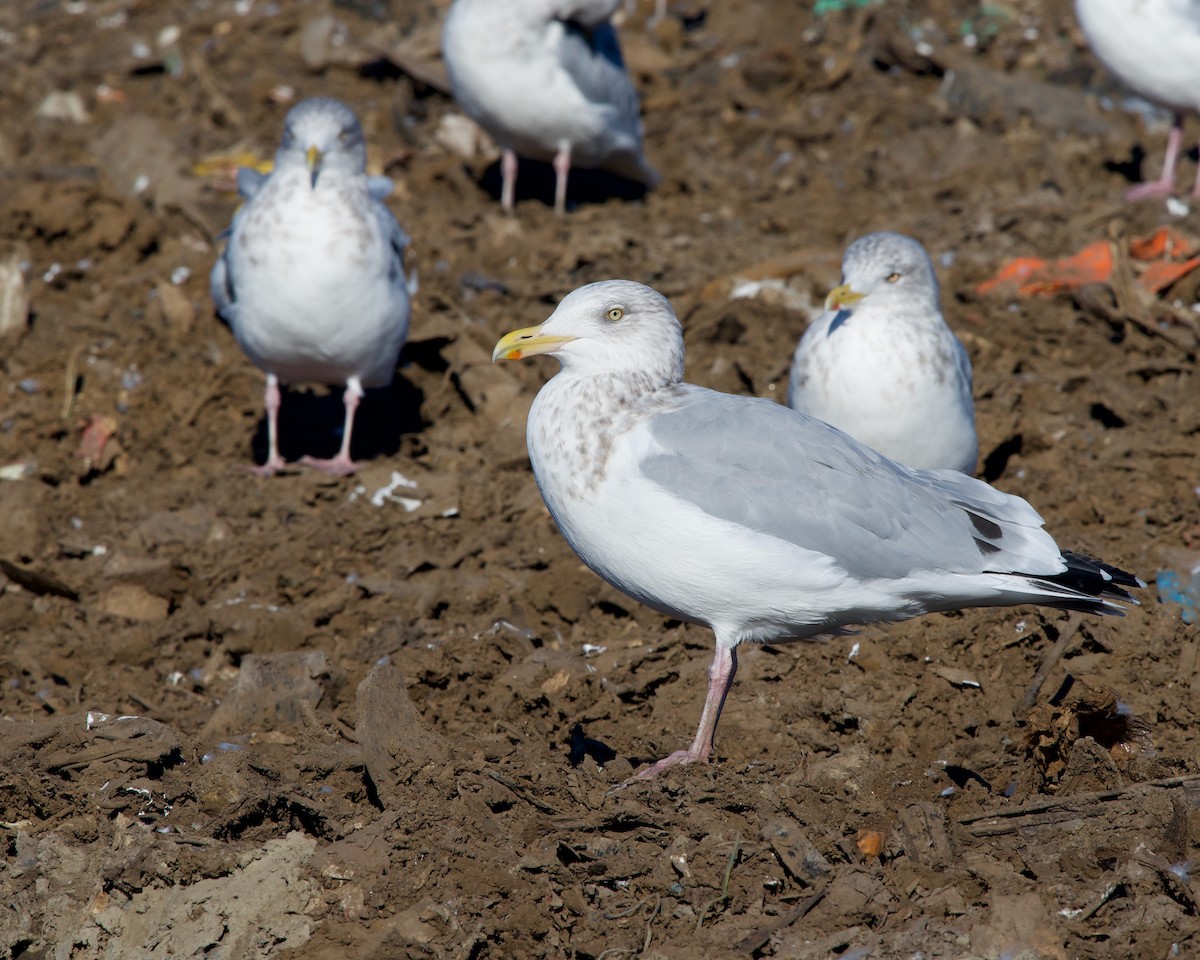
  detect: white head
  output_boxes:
[826,231,940,313]
[493,280,685,384]
[274,97,368,188]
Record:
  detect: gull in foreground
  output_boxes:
[442,0,659,214]
[789,232,978,473]
[211,97,411,475]
[493,280,1141,781]
[1075,0,1200,200]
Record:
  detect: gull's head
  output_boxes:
[492,280,685,382]
[826,231,940,312]
[275,97,368,189]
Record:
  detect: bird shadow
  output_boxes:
[567,723,618,768]
[1106,142,1200,188]
[476,158,652,211]
[250,375,425,468]
[1104,145,1147,187]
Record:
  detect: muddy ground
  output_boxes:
[1,0,1200,956]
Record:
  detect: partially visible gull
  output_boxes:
[1076,0,1200,200]
[789,231,978,474]
[493,280,1141,781]
[442,0,659,214]
[211,97,411,475]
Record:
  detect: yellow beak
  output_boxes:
[306,145,324,187]
[492,324,577,362]
[824,283,866,311]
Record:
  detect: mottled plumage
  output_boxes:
[789,232,977,473]
[494,280,1140,782]
[211,97,411,475]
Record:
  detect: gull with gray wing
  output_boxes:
[789,231,977,473]
[442,0,659,214]
[494,280,1141,782]
[211,97,411,476]
[1075,0,1200,200]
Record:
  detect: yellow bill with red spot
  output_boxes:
[492,324,577,362]
[824,283,865,311]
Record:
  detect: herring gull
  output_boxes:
[1076,0,1200,200]
[211,98,411,476]
[493,280,1141,781]
[441,0,659,214]
[789,232,978,473]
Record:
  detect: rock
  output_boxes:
[98,584,170,622]
[152,281,195,339]
[0,246,29,339]
[356,661,450,796]
[762,817,832,884]
[35,90,90,124]
[203,651,330,738]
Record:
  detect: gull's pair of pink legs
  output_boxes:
[248,373,364,477]
[1126,114,1200,202]
[500,146,573,216]
[624,644,739,784]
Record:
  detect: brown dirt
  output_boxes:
[2,0,1200,957]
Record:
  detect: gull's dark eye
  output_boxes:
[607,307,624,322]
[885,272,901,283]
[339,129,353,143]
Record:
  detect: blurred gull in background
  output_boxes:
[442,0,659,214]
[211,97,411,476]
[1075,0,1200,200]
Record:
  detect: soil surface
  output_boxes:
[2,0,1200,957]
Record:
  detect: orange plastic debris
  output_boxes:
[1128,226,1194,261]
[1139,257,1200,294]
[976,229,1200,299]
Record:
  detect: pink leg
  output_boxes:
[501,148,518,212]
[1126,114,1184,201]
[626,643,738,783]
[301,377,364,476]
[553,145,571,215]
[246,374,286,476]
[653,0,667,23]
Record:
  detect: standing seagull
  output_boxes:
[441,0,659,214]
[493,280,1140,782]
[1075,0,1200,201]
[789,232,978,474]
[211,98,411,475]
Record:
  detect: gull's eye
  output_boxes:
[885,272,901,283]
[606,307,624,322]
[339,129,353,143]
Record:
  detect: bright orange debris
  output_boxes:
[976,229,1200,299]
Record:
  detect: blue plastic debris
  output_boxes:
[1157,568,1200,624]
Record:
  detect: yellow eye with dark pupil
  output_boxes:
[607,307,624,322]
[885,272,901,283]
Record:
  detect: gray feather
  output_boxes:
[641,388,1059,582]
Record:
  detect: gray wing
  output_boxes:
[952,333,973,394]
[367,175,394,202]
[236,167,268,200]
[209,248,237,324]
[640,388,1061,581]
[373,199,410,272]
[558,20,641,140]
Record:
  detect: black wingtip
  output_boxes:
[1052,550,1144,605]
